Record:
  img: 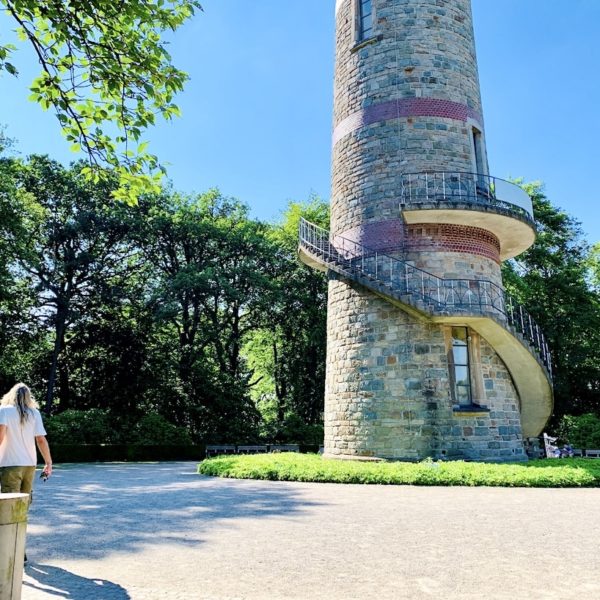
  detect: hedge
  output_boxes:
[46,444,206,463]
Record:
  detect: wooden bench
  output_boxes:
[573,448,583,457]
[269,444,299,453]
[585,449,600,458]
[205,445,236,457]
[237,445,268,454]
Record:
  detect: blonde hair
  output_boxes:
[1,383,39,424]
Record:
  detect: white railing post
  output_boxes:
[527,314,533,343]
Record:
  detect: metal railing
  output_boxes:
[299,217,552,376]
[399,171,534,223]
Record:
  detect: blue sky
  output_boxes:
[1,1,599,243]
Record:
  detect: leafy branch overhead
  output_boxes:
[0,0,202,203]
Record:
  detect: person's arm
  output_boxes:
[0,424,6,445]
[35,435,53,477]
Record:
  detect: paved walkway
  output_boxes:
[20,461,600,600]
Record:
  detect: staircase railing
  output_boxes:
[299,217,552,377]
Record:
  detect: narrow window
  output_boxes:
[357,0,373,41]
[472,128,484,175]
[451,327,472,407]
[472,127,488,196]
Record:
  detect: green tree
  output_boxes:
[61,270,157,416]
[503,182,600,419]
[13,155,136,412]
[588,243,600,292]
[556,413,600,449]
[137,189,280,441]
[246,198,329,442]
[0,0,201,202]
[0,150,46,393]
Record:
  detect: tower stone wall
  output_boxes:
[331,0,488,238]
[324,276,524,460]
[323,0,529,461]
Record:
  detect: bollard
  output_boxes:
[0,494,29,600]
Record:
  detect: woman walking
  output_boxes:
[0,383,52,497]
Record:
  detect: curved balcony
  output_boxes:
[399,172,536,260]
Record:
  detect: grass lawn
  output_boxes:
[198,453,600,488]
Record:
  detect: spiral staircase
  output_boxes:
[299,217,553,437]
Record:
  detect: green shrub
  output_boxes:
[45,409,119,444]
[278,414,323,445]
[45,409,193,446]
[48,444,205,463]
[556,413,600,449]
[130,413,193,445]
[198,453,600,488]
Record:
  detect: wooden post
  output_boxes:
[0,493,29,600]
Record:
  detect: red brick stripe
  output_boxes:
[333,98,483,146]
[407,223,500,264]
[337,220,500,263]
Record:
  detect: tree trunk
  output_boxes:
[58,356,71,411]
[44,305,68,414]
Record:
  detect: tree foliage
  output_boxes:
[0,0,201,202]
[0,174,327,444]
[10,155,135,411]
[503,182,600,420]
[245,197,329,440]
[556,413,600,449]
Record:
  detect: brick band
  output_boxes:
[407,223,500,263]
[336,220,500,263]
[333,98,483,147]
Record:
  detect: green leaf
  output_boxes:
[4,62,18,76]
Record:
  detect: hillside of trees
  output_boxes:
[0,151,598,445]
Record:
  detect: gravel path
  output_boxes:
[20,461,600,599]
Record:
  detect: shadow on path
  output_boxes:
[26,461,324,561]
[24,563,130,599]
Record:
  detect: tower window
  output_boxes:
[451,327,472,407]
[472,127,488,194]
[472,128,484,174]
[357,0,373,41]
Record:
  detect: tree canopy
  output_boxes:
[0,152,328,444]
[503,181,600,420]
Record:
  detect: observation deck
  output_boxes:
[399,172,535,260]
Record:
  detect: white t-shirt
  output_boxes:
[0,405,47,467]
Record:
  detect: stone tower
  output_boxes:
[299,0,553,461]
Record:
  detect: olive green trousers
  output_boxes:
[0,466,36,499]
